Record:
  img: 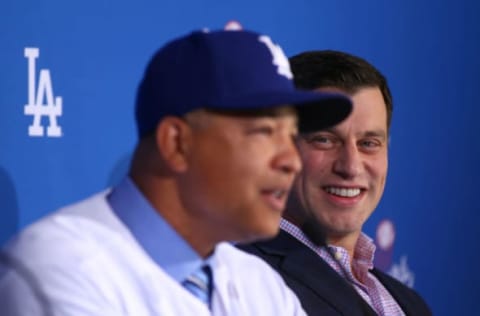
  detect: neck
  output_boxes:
[130,171,217,259]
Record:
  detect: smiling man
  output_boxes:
[240,50,431,316]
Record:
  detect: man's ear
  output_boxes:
[154,116,192,173]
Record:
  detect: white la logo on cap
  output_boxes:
[258,35,293,80]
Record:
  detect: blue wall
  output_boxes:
[1,1,479,315]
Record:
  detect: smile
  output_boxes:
[324,187,361,197]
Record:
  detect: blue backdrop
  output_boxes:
[1,1,479,315]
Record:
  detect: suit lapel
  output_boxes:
[257,231,377,315]
[370,268,412,315]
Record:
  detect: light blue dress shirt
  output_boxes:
[107,177,206,283]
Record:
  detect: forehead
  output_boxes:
[186,106,298,131]
[204,105,297,118]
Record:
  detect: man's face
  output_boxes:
[181,107,301,243]
[290,87,388,242]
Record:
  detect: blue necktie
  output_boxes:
[182,265,213,308]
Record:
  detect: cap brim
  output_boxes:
[294,92,352,133]
[207,91,352,133]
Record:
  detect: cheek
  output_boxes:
[301,151,330,176]
[235,141,274,172]
[208,148,264,199]
[375,154,388,178]
[369,155,388,193]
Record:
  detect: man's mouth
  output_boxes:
[272,190,285,198]
[262,189,289,211]
[324,187,362,197]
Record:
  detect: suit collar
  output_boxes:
[370,268,414,315]
[256,230,377,315]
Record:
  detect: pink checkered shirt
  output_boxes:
[280,219,405,316]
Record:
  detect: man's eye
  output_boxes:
[312,136,330,143]
[248,126,274,135]
[362,140,376,147]
[359,139,383,152]
[305,134,336,149]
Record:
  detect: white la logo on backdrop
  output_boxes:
[24,47,63,137]
[258,36,293,80]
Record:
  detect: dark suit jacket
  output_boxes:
[239,230,432,316]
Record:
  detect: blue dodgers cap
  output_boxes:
[135,29,352,137]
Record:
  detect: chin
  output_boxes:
[240,225,280,244]
[258,224,281,240]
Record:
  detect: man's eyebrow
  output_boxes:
[362,130,387,140]
[301,129,387,138]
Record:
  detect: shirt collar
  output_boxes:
[279,218,376,270]
[279,218,323,252]
[107,177,204,282]
[352,232,376,270]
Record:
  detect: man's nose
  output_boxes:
[332,143,362,179]
[272,136,302,175]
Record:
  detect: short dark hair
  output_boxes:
[289,50,393,130]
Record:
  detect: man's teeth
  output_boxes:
[273,190,284,198]
[325,187,361,197]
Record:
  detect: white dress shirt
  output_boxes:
[0,180,305,316]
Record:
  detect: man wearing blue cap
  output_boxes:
[0,29,351,315]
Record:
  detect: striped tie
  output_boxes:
[182,265,213,308]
